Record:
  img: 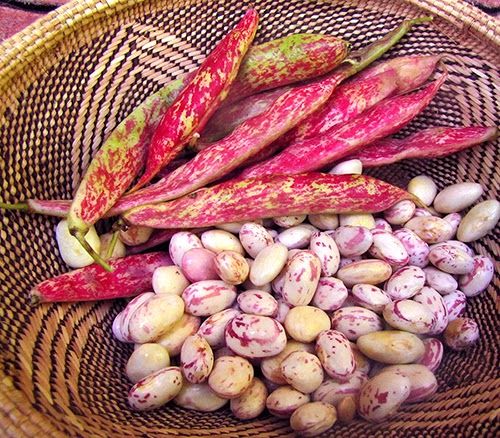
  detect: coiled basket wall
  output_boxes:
[0,0,498,436]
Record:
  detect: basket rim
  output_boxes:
[0,0,499,89]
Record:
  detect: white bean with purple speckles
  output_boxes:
[280,351,324,394]
[174,382,228,412]
[239,223,274,258]
[316,330,355,381]
[430,240,474,256]
[180,334,214,384]
[114,292,155,342]
[156,314,201,356]
[416,338,444,372]
[237,290,278,317]
[250,243,288,286]
[351,284,391,313]
[384,200,416,225]
[393,228,430,268]
[275,299,291,324]
[126,343,170,383]
[413,287,448,335]
[385,266,426,300]
[404,216,454,243]
[428,244,475,275]
[369,231,409,267]
[423,266,458,295]
[459,255,494,297]
[201,230,244,254]
[312,369,368,406]
[277,225,314,249]
[230,377,268,420]
[338,256,363,269]
[383,300,435,335]
[333,226,373,257]
[312,277,348,311]
[309,231,340,276]
[169,232,203,266]
[273,214,306,228]
[443,212,461,236]
[379,364,437,403]
[442,290,467,321]
[282,251,321,306]
[308,213,339,230]
[182,280,236,316]
[266,386,310,418]
[374,218,393,232]
[208,356,254,399]
[214,251,249,285]
[331,306,384,341]
[444,317,480,350]
[197,308,241,348]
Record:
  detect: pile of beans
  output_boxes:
[112,162,497,436]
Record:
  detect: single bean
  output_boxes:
[339,213,376,229]
[99,232,126,259]
[423,266,458,295]
[442,290,467,321]
[266,386,310,418]
[180,334,214,384]
[334,226,373,257]
[273,214,306,228]
[308,213,339,230]
[329,159,363,175]
[312,277,348,311]
[174,382,228,412]
[316,330,356,381]
[338,256,363,269]
[413,286,448,335]
[443,212,461,236]
[428,244,474,275]
[181,248,219,282]
[444,317,480,350]
[416,338,444,372]
[201,229,245,254]
[239,223,274,258]
[214,251,249,285]
[282,251,321,306]
[413,207,433,217]
[369,230,409,266]
[126,343,170,383]
[208,356,254,399]
[336,259,392,287]
[237,290,278,316]
[393,228,430,268]
[152,266,189,295]
[119,225,153,246]
[374,218,393,232]
[331,306,384,341]
[351,284,391,313]
[383,299,435,335]
[312,369,368,406]
[250,243,288,286]
[309,231,340,276]
[384,200,416,225]
[169,231,203,266]
[197,308,241,348]
[336,396,357,423]
[156,314,201,356]
[457,200,500,242]
[56,220,101,269]
[241,258,272,292]
[182,280,236,316]
[284,306,331,343]
[230,377,268,420]
[459,255,494,297]
[430,240,474,256]
[404,216,454,243]
[281,351,324,394]
[277,225,315,249]
[385,266,426,300]
[407,175,437,206]
[433,182,483,213]
[113,292,155,342]
[290,402,337,437]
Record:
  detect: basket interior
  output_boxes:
[0,0,498,436]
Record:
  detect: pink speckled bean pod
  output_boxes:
[182,280,237,316]
[316,330,356,381]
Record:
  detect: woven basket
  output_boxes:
[0,0,498,436]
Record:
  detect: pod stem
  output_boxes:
[105,230,120,260]
[0,202,29,211]
[72,230,113,272]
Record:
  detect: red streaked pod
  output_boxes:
[312,277,348,312]
[352,126,498,168]
[316,330,356,382]
[369,231,409,267]
[442,290,467,321]
[417,338,444,372]
[413,286,449,335]
[122,174,420,229]
[309,231,340,276]
[182,280,237,316]
[351,284,392,313]
[459,255,494,297]
[169,231,203,267]
[197,308,241,349]
[384,266,426,300]
[393,228,430,268]
[30,252,172,304]
[241,75,446,179]
[282,251,322,307]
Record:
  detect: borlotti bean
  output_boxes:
[273,214,307,228]
[208,356,254,399]
[266,386,310,418]
[312,370,368,406]
[174,382,228,412]
[336,260,392,287]
[428,244,474,275]
[152,266,189,295]
[287,249,302,260]
[357,331,425,364]
[239,223,274,258]
[338,256,363,269]
[308,213,339,230]
[201,229,245,254]
[430,239,475,256]
[289,402,337,437]
[413,287,448,335]
[260,341,315,385]
[312,277,348,311]
[407,175,437,206]
[443,212,461,236]
[56,219,101,269]
[358,370,411,423]
[331,307,384,341]
[329,159,363,175]
[444,317,480,351]
[277,225,315,249]
[169,231,203,266]
[128,294,185,343]
[275,299,291,324]
[242,259,272,292]
[404,216,454,244]
[351,343,372,375]
[416,338,444,373]
[182,248,219,282]
[336,396,357,423]
[99,232,126,260]
[225,314,287,358]
[339,213,376,229]
[374,218,393,232]
[156,314,201,356]
[282,251,321,306]
[334,226,373,257]
[182,280,236,316]
[380,364,438,403]
[126,343,171,383]
[383,300,435,335]
[351,284,392,313]
[112,292,155,342]
[230,377,268,420]
[280,351,324,394]
[433,182,484,213]
[316,330,356,381]
[442,290,467,321]
[413,207,433,217]
[369,230,409,266]
[423,266,458,295]
[310,232,340,276]
[457,200,500,242]
[394,228,430,268]
[384,200,416,225]
[128,367,183,411]
[237,290,278,316]
[285,306,331,343]
[180,334,214,383]
[250,243,288,286]
[385,266,426,300]
[214,251,249,285]
[459,255,494,297]
[197,308,241,348]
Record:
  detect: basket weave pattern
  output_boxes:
[0,0,498,436]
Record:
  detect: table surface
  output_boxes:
[0,0,498,43]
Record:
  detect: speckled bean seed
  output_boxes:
[393,228,430,268]
[156,314,201,356]
[443,212,461,237]
[413,287,448,335]
[275,298,291,324]
[128,366,183,411]
[113,292,155,342]
[404,216,454,244]
[225,314,287,358]
[383,300,435,335]
[428,244,474,275]
[214,251,249,285]
[290,401,337,437]
[119,225,153,246]
[416,338,444,372]
[407,175,437,206]
[239,223,274,258]
[250,243,288,286]
[277,225,314,249]
[273,214,306,228]
[311,277,348,311]
[413,207,433,217]
[357,331,425,364]
[423,266,458,295]
[230,377,268,420]
[316,330,355,381]
[182,280,236,317]
[338,256,363,269]
[282,251,321,306]
[443,317,480,350]
[336,260,392,287]
[351,284,391,313]
[284,306,331,343]
[281,351,324,394]
[333,226,373,257]
[430,240,474,257]
[152,266,189,295]
[169,231,203,266]
[433,182,483,213]
[126,343,170,383]
[457,200,500,242]
[201,229,244,254]
[309,231,340,276]
[266,386,310,418]
[181,248,219,282]
[337,396,357,423]
[329,159,363,175]
[380,364,437,403]
[339,213,375,229]
[369,231,409,266]
[351,343,372,375]
[237,290,278,317]
[385,266,426,300]
[358,371,411,422]
[374,218,393,232]
[180,334,214,383]
[308,213,339,230]
[198,308,241,348]
[442,290,467,321]
[384,200,416,225]
[208,356,254,399]
[459,255,494,297]
[241,259,272,292]
[330,307,384,341]
[174,382,228,412]
[312,369,368,406]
